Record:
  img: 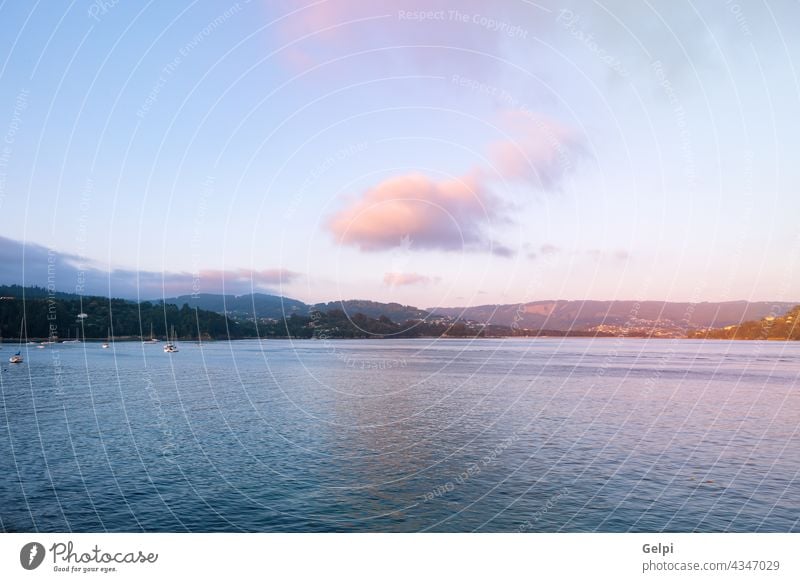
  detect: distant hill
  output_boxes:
[159,293,308,320]
[160,294,431,323]
[429,300,798,331]
[690,305,800,340]
[0,289,255,340]
[0,284,86,301]
[313,300,429,323]
[260,309,495,339]
[9,284,797,336]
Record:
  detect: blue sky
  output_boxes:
[1,1,798,307]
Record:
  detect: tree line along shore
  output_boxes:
[1,286,798,342]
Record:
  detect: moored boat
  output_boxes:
[144,322,159,343]
[164,326,179,353]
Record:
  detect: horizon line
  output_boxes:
[3,284,798,311]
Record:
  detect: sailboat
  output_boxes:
[144,322,159,343]
[102,328,110,349]
[163,326,179,353]
[62,327,81,344]
[9,319,24,363]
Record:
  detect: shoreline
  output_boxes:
[3,336,797,343]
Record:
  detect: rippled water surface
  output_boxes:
[1,338,798,532]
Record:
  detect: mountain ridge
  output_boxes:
[7,287,796,332]
[428,300,796,331]
[157,291,797,331]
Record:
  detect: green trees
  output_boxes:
[689,305,800,340]
[251,309,487,339]
[0,291,256,340]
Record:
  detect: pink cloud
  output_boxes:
[196,268,298,287]
[383,272,437,287]
[0,234,300,297]
[490,243,515,257]
[137,268,301,296]
[274,0,533,75]
[489,110,584,189]
[325,109,583,255]
[135,267,302,297]
[327,172,499,252]
[615,250,631,260]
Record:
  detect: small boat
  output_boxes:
[61,328,81,344]
[10,319,25,362]
[144,322,159,343]
[102,328,110,349]
[37,343,45,349]
[163,326,179,353]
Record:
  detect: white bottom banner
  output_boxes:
[1,533,797,581]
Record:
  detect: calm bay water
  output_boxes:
[1,338,798,532]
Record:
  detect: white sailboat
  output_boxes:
[102,328,110,349]
[62,327,81,344]
[164,326,179,353]
[144,322,159,343]
[9,319,24,363]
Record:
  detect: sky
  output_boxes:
[0,0,799,308]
